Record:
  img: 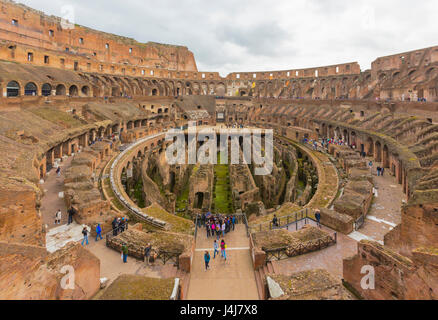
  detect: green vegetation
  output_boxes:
[143,204,194,234]
[213,152,233,213]
[132,178,146,208]
[98,275,174,300]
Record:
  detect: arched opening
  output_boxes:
[6,81,20,97]
[41,83,52,96]
[366,137,374,156]
[24,82,37,96]
[375,141,382,162]
[69,85,78,96]
[152,88,158,96]
[81,85,90,97]
[194,192,204,209]
[56,84,66,95]
[383,145,389,168]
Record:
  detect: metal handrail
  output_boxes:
[250,208,310,233]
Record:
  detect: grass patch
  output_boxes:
[99,275,174,300]
[213,152,233,213]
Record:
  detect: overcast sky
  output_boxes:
[20,0,438,76]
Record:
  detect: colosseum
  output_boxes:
[0,0,437,301]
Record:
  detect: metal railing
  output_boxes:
[249,208,311,233]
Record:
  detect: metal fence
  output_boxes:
[249,208,312,233]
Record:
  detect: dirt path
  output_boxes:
[186,224,259,300]
[40,156,73,229]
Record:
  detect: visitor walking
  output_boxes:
[315,210,322,228]
[67,206,76,225]
[144,243,152,265]
[381,167,385,176]
[204,251,211,271]
[272,214,279,228]
[232,215,236,231]
[220,239,227,260]
[81,227,89,246]
[55,209,62,225]
[213,240,219,259]
[95,223,103,241]
[122,243,128,263]
[221,221,226,237]
[206,221,211,238]
[56,166,61,178]
[377,167,381,176]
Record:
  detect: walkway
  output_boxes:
[40,155,73,229]
[186,224,259,300]
[348,164,405,244]
[273,220,357,280]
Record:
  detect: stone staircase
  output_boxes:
[254,261,276,300]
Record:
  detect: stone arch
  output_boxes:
[6,80,20,97]
[41,83,52,96]
[69,85,79,96]
[56,84,66,95]
[24,82,38,96]
[366,137,374,156]
[215,83,226,96]
[383,145,389,168]
[350,131,357,146]
[375,141,382,162]
[81,85,90,97]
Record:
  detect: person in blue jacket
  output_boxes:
[204,251,211,271]
[95,223,103,241]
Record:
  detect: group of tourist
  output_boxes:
[197,212,237,240]
[111,217,129,236]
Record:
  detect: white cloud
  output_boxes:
[20,0,438,76]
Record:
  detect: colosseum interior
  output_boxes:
[0,0,438,302]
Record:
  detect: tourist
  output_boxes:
[121,243,128,263]
[81,227,89,246]
[120,217,126,232]
[232,215,236,230]
[55,209,62,225]
[213,240,219,259]
[272,214,279,228]
[206,221,211,238]
[111,217,118,236]
[56,166,61,178]
[95,223,103,241]
[201,212,206,227]
[220,239,227,260]
[369,161,373,174]
[144,243,152,265]
[211,221,215,238]
[204,251,211,271]
[216,223,221,240]
[67,206,76,225]
[221,221,226,237]
[377,167,381,176]
[381,167,385,177]
[315,210,322,228]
